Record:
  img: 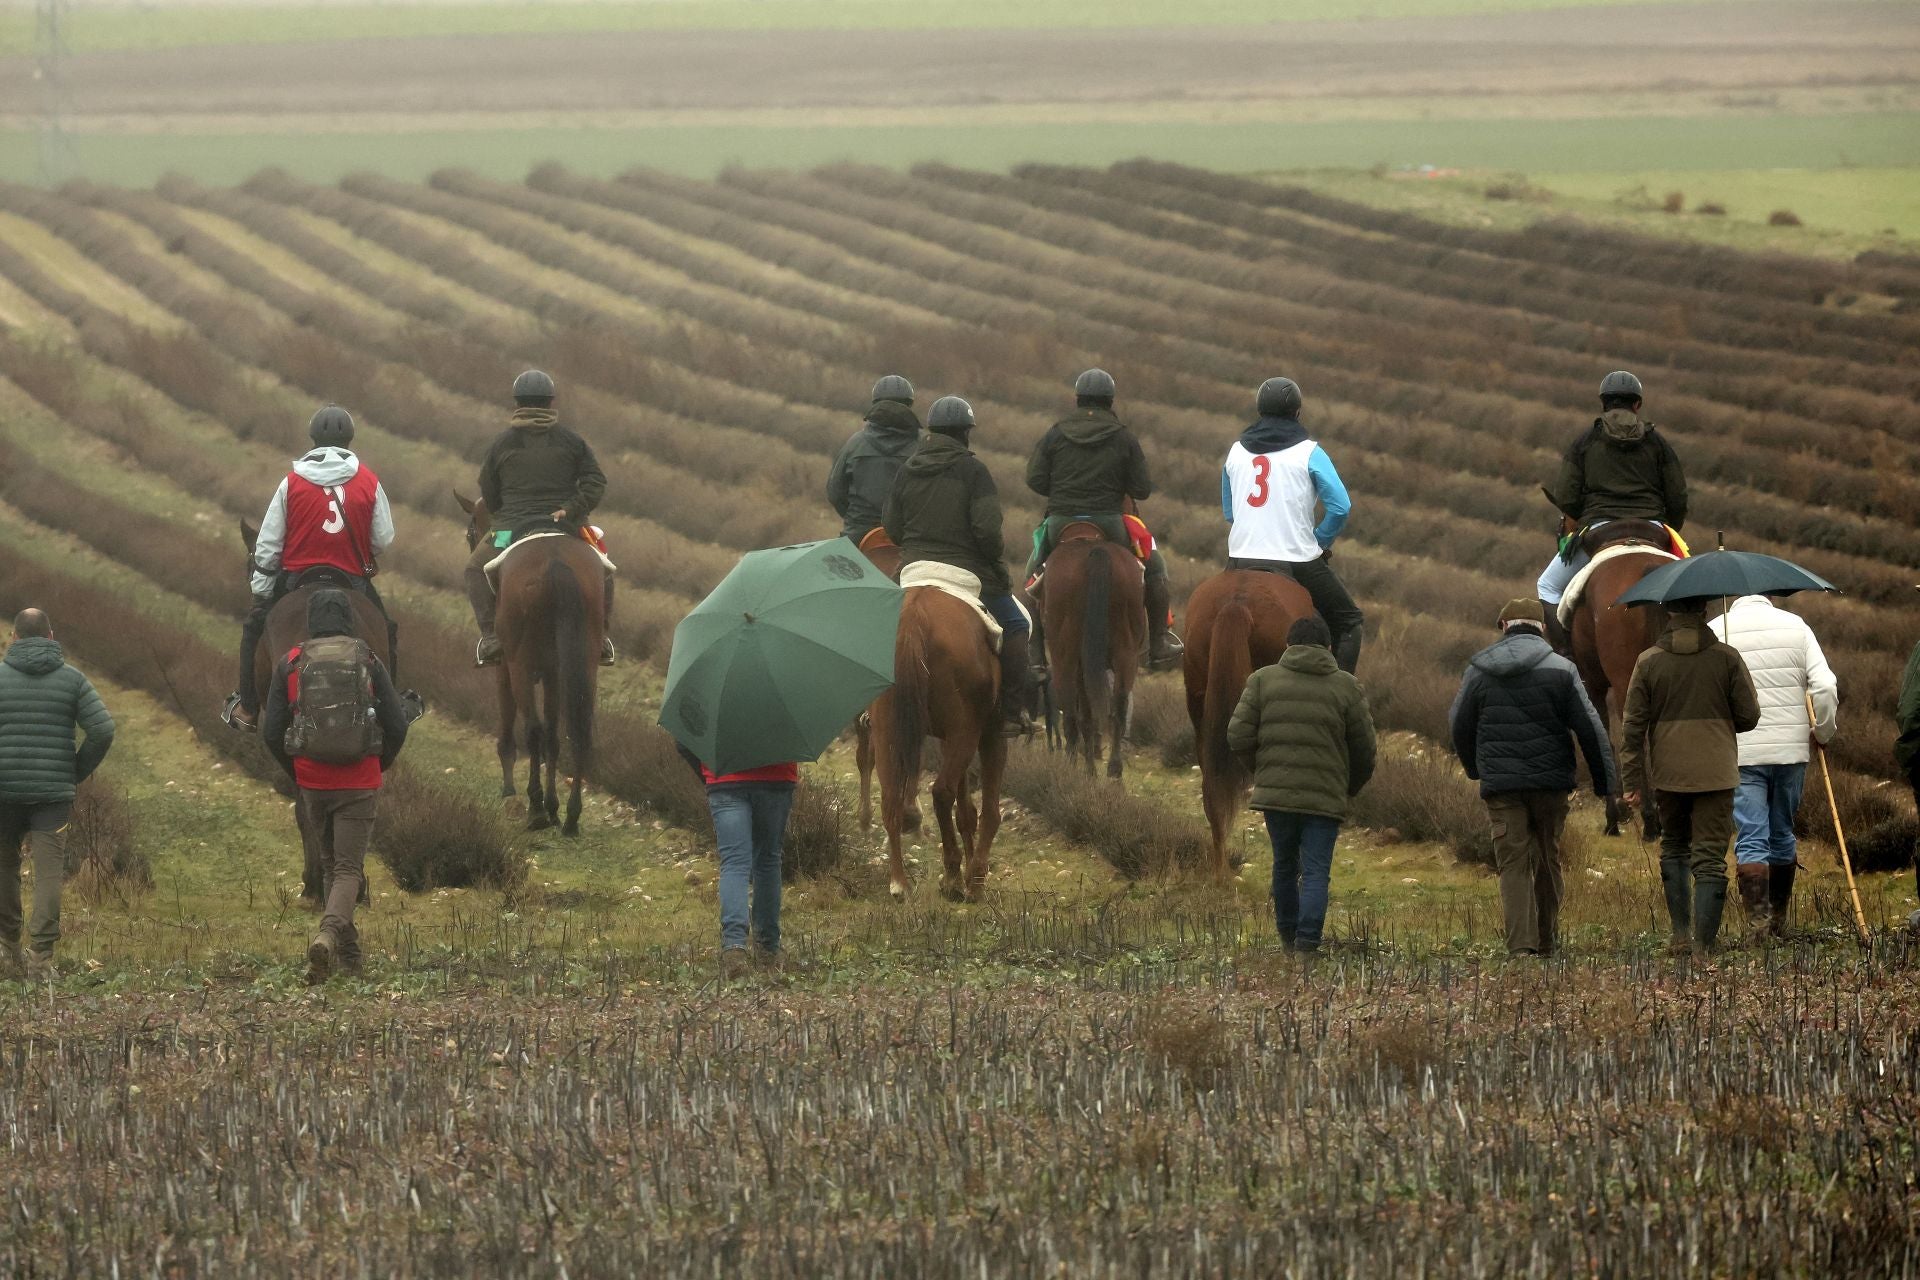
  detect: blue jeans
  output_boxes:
[1733,763,1806,866]
[708,784,795,953]
[1264,810,1342,951]
[983,593,1030,636]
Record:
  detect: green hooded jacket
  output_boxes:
[477,409,608,533]
[1226,644,1377,820]
[0,638,116,806]
[1619,614,1761,795]
[1895,639,1920,771]
[826,400,923,541]
[882,432,1011,596]
[1024,407,1152,516]
[1550,412,1688,527]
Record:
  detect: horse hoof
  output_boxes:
[903,808,923,835]
[562,822,581,838]
[888,880,907,902]
[939,878,966,903]
[527,813,552,833]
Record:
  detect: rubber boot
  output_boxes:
[1736,864,1771,936]
[1144,573,1182,672]
[1332,625,1363,676]
[998,630,1035,737]
[1767,863,1796,938]
[1692,878,1728,955]
[1660,855,1692,953]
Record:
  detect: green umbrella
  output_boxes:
[660,538,902,775]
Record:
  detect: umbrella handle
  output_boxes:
[1808,691,1871,947]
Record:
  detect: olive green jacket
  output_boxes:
[1227,645,1377,820]
[1620,616,1761,795]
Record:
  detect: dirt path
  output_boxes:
[2,1,1913,119]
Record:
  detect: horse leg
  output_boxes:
[1603,684,1626,838]
[1202,770,1238,880]
[495,671,518,802]
[873,691,915,901]
[856,713,875,831]
[296,792,325,905]
[1107,683,1131,782]
[932,737,968,901]
[523,706,550,832]
[969,733,1006,900]
[543,701,561,827]
[954,760,979,900]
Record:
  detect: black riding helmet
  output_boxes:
[513,369,556,406]
[871,374,914,405]
[1599,369,1643,409]
[1256,377,1303,418]
[308,404,355,448]
[927,395,975,436]
[1073,367,1116,407]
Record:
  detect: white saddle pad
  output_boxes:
[1558,542,1677,627]
[898,561,1029,653]
[484,530,617,580]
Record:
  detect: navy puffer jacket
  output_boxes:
[1449,630,1616,798]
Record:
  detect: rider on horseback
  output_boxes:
[1538,370,1689,637]
[883,395,1034,738]
[827,374,922,548]
[467,370,614,668]
[226,405,394,732]
[1023,368,1180,673]
[1221,378,1365,675]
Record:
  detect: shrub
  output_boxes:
[63,773,152,906]
[1696,201,1727,216]
[372,770,523,893]
[1348,739,1492,866]
[782,775,850,883]
[1662,191,1686,214]
[1139,1003,1231,1090]
[1769,209,1804,227]
[1002,749,1209,878]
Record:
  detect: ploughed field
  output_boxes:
[0,162,1918,1275]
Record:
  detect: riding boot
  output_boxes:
[1541,605,1572,656]
[1692,878,1729,955]
[1660,854,1692,952]
[600,570,618,666]
[1736,864,1771,935]
[998,630,1034,737]
[1029,611,1049,678]
[1767,863,1796,938]
[1331,624,1363,676]
[466,560,500,666]
[1144,572,1181,672]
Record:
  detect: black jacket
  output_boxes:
[826,400,922,540]
[1449,630,1617,798]
[477,416,608,533]
[882,432,1011,596]
[1550,414,1688,528]
[1024,407,1151,516]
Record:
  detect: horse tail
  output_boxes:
[888,601,928,789]
[1080,542,1113,728]
[1203,600,1254,782]
[547,557,595,775]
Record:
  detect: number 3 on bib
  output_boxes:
[1247,455,1271,508]
[322,488,346,535]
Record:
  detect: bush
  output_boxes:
[1769,209,1804,227]
[63,773,152,906]
[1662,191,1686,214]
[372,770,523,893]
[1696,201,1727,216]
[782,775,850,883]
[1348,738,1492,865]
[1002,748,1209,878]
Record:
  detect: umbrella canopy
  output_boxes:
[1614,549,1837,608]
[660,538,902,775]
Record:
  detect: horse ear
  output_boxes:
[240,517,258,550]
[454,491,476,515]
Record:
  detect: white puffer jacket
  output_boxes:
[1708,595,1838,766]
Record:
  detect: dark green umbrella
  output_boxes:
[660,538,901,775]
[1614,549,1836,608]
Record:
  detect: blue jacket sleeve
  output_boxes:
[1220,465,1233,523]
[1308,446,1351,548]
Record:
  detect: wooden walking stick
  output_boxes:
[1807,691,1871,947]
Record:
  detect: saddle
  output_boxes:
[1579,519,1671,555]
[286,566,362,593]
[1226,557,1298,580]
[483,527,618,579]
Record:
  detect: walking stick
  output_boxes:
[1807,692,1871,947]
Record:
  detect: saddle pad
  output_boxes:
[1558,542,1678,628]
[484,530,618,579]
[898,561,1014,653]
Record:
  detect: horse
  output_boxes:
[456,495,602,836]
[1558,517,1670,838]
[1040,522,1143,779]
[870,586,1006,902]
[239,519,393,903]
[852,528,905,831]
[1182,569,1314,876]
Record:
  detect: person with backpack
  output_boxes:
[261,590,411,983]
[228,405,396,732]
[0,609,115,978]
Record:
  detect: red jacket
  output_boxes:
[702,762,801,787]
[282,466,382,577]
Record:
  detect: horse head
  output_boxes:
[240,516,259,555]
[455,491,488,551]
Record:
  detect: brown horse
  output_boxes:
[239,520,393,903]
[870,586,1006,902]
[853,529,904,830]
[1041,522,1143,780]
[1183,569,1313,876]
[457,495,602,835]
[1559,517,1670,838]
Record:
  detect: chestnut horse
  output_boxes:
[239,520,393,903]
[1183,569,1314,876]
[854,529,902,830]
[457,496,602,835]
[1041,522,1143,779]
[870,586,1006,902]
[1560,518,1670,838]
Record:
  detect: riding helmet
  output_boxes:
[1073,367,1116,401]
[1598,370,1643,402]
[513,369,557,403]
[308,404,355,448]
[927,395,976,434]
[1256,376,1303,418]
[871,374,915,405]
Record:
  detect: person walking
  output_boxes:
[826,374,922,547]
[1708,594,1839,937]
[1896,630,1920,926]
[680,745,798,978]
[1449,600,1617,957]
[1619,600,1760,955]
[261,591,411,983]
[1226,615,1377,954]
[0,609,115,977]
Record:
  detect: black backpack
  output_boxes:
[284,635,383,765]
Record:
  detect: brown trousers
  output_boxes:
[1655,788,1735,883]
[0,803,71,956]
[302,788,378,962]
[1486,790,1569,956]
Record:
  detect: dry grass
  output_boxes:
[373,769,523,893]
[62,772,153,906]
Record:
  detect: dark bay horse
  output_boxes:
[1041,522,1143,779]
[1560,518,1671,838]
[239,520,392,903]
[870,586,1006,902]
[1183,569,1313,876]
[457,495,602,835]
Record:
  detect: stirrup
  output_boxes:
[600,637,617,667]
[221,693,256,733]
[399,689,427,723]
[475,637,502,667]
